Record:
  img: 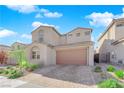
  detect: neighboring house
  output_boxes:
[98,18,124,64]
[0,42,27,65]
[26,26,94,66]
[11,42,27,50]
[0,44,11,52]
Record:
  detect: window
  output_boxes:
[31,46,40,59]
[116,23,124,27]
[85,31,90,35]
[76,33,80,37]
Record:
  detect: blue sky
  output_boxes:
[0,5,124,46]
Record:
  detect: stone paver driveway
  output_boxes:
[19,65,97,88]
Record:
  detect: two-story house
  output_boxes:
[98,18,124,64]
[0,44,11,52]
[26,26,94,66]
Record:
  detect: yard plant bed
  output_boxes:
[98,79,124,88]
[0,67,23,79]
[115,70,124,79]
[94,66,102,72]
[0,63,39,79]
[107,65,116,72]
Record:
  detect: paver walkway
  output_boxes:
[0,76,43,88]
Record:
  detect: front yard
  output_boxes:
[0,63,124,88]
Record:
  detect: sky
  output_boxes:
[0,5,124,47]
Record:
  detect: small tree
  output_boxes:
[9,49,29,67]
[0,51,8,64]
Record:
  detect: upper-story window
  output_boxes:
[39,31,44,36]
[39,31,44,42]
[116,23,124,27]
[76,33,80,37]
[85,31,90,35]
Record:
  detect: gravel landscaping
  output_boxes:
[1,63,124,88]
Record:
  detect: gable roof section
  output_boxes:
[11,42,27,46]
[31,25,61,36]
[98,18,124,41]
[31,26,92,37]
[66,27,92,35]
[0,44,11,48]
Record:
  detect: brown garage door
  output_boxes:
[56,47,87,65]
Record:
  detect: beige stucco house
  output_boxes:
[0,44,11,52]
[98,18,124,64]
[11,42,27,50]
[25,26,94,66]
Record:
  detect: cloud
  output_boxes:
[35,13,43,18]
[0,29,17,38]
[86,8,124,27]
[36,8,63,18]
[21,34,31,39]
[86,12,114,27]
[6,6,63,18]
[44,12,63,18]
[6,5,37,14]
[32,21,58,29]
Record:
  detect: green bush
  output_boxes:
[6,66,13,69]
[8,70,23,79]
[0,67,23,79]
[26,64,39,72]
[115,70,124,79]
[107,65,116,72]
[98,79,124,88]
[0,69,4,74]
[94,66,102,72]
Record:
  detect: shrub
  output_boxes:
[8,70,23,79]
[0,51,8,64]
[0,69,4,74]
[107,65,116,72]
[19,61,29,68]
[26,64,39,72]
[115,70,124,79]
[98,79,124,88]
[94,66,102,72]
[0,67,23,79]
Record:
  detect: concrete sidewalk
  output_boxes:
[0,76,43,88]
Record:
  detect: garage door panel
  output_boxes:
[56,48,87,65]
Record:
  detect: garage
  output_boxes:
[56,47,87,65]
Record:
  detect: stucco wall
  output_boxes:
[115,24,124,40]
[44,29,60,46]
[25,43,47,65]
[11,42,26,50]
[0,46,11,52]
[88,45,94,66]
[112,42,124,64]
[32,27,60,46]
[45,46,56,65]
[60,35,67,44]
[25,42,56,66]
[66,28,91,44]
